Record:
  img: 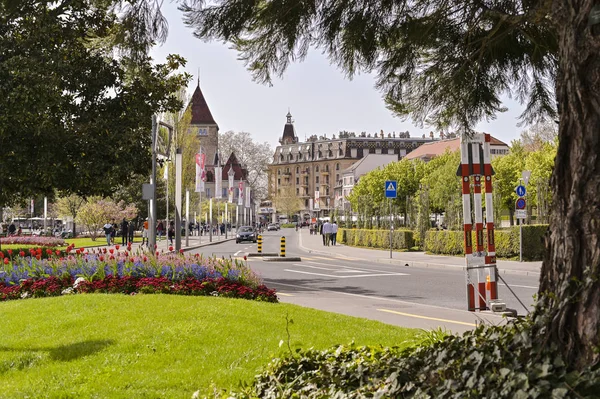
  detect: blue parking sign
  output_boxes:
[385,180,397,198]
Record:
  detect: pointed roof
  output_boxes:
[280,110,298,145]
[189,81,218,126]
[222,152,247,181]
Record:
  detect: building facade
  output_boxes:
[267,112,439,220]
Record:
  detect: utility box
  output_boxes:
[489,300,507,313]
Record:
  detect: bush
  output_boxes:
[424,225,548,261]
[280,223,296,228]
[338,228,414,250]
[227,317,600,398]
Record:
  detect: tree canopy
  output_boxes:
[0,0,190,207]
[178,0,600,369]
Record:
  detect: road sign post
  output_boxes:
[515,178,527,262]
[385,181,397,259]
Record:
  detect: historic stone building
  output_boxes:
[267,112,439,220]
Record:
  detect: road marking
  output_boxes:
[301,260,400,274]
[277,293,294,297]
[377,309,476,327]
[498,283,537,289]
[234,251,242,256]
[295,264,338,271]
[284,269,409,279]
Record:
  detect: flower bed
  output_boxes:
[0,245,277,303]
[0,236,66,247]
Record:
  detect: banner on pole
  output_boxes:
[215,166,222,198]
[228,173,234,203]
[195,150,206,193]
[238,181,244,206]
[314,190,320,210]
[245,186,251,208]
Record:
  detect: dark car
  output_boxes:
[236,226,257,243]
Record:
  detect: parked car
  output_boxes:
[267,223,279,231]
[236,226,257,243]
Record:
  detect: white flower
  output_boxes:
[61,287,74,295]
[73,277,86,289]
[21,292,29,299]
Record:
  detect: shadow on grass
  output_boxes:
[0,339,115,369]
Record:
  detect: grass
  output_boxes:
[0,294,418,398]
[0,236,143,251]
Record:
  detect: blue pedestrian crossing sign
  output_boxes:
[385,180,397,198]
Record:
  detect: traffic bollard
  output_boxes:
[280,236,286,257]
[257,235,262,254]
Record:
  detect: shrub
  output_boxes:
[424,225,548,260]
[227,318,600,398]
[280,223,296,228]
[338,228,414,250]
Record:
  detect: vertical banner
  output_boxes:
[31,199,34,214]
[245,186,251,208]
[314,190,320,209]
[228,172,235,203]
[195,151,206,193]
[238,181,245,206]
[215,166,222,199]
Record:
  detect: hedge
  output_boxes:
[338,228,414,250]
[424,224,548,261]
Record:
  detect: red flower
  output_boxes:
[143,256,147,262]
[109,249,114,254]
[156,251,159,256]
[130,257,134,263]
[19,251,25,257]
[36,255,41,260]
[169,246,174,251]
[115,245,120,250]
[76,250,81,255]
[36,248,42,255]
[7,249,12,255]
[3,258,8,265]
[0,252,3,259]
[179,249,184,254]
[110,255,115,260]
[99,256,104,261]
[80,247,84,252]
[154,244,157,249]
[46,249,53,256]
[29,249,35,255]
[103,248,107,254]
[243,256,247,261]
[55,250,61,256]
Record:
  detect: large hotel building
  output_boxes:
[267,112,442,220]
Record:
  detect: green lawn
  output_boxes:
[0,294,418,398]
[0,236,142,251]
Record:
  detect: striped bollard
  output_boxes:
[257,235,263,254]
[280,236,286,257]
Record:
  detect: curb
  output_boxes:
[263,257,302,262]
[247,252,279,257]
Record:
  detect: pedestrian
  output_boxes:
[331,220,338,245]
[111,222,117,244]
[157,220,164,241]
[103,222,113,246]
[323,220,332,246]
[142,218,148,246]
[320,223,325,245]
[121,218,129,246]
[8,222,16,236]
[189,221,194,236]
[168,221,175,245]
[128,220,135,244]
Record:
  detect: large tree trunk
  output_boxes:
[537,0,600,370]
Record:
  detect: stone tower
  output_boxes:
[188,79,219,167]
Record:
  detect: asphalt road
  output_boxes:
[190,229,539,334]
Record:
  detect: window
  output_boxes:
[197,127,208,136]
[316,176,320,184]
[296,177,299,184]
[296,166,299,173]
[296,188,300,195]
[316,166,320,172]
[278,178,281,185]
[336,163,340,170]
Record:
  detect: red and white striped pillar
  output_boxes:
[460,137,475,311]
[483,134,498,300]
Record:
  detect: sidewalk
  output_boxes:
[93,232,235,254]
[297,229,541,276]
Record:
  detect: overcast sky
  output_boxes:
[150,3,526,150]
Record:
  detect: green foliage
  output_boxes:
[229,318,600,398]
[339,228,414,250]
[423,225,548,260]
[0,295,418,397]
[0,1,190,207]
[280,223,295,228]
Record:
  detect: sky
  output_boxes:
[150,2,526,151]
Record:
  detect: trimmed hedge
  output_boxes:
[424,224,548,261]
[338,228,414,251]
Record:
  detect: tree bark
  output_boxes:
[537,0,600,369]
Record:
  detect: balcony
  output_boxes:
[321,170,329,175]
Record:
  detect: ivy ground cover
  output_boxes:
[0,294,419,398]
[0,245,276,302]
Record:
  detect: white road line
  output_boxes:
[284,269,408,279]
[302,260,399,274]
[294,264,338,271]
[498,283,538,289]
[234,251,242,256]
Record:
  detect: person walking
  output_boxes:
[121,218,129,246]
[8,222,16,236]
[331,220,338,246]
[103,222,113,246]
[128,220,135,244]
[111,222,117,244]
[167,221,175,246]
[141,218,148,246]
[157,220,165,241]
[323,220,332,246]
